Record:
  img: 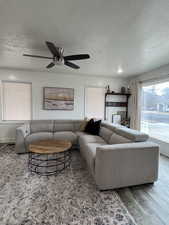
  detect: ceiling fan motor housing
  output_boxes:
[54,47,64,65]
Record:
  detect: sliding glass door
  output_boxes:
[141,80,169,143]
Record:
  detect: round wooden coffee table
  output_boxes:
[28,140,72,176]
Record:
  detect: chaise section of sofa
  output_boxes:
[77,121,159,190]
[95,142,159,190]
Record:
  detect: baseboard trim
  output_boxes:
[0,138,15,144]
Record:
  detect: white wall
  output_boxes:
[134,64,169,82]
[0,68,129,143]
[131,64,169,157]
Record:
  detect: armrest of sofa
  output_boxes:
[15,123,30,153]
[95,142,159,190]
[17,123,30,137]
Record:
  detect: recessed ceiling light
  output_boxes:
[9,75,16,80]
[117,67,123,74]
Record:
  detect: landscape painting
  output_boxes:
[43,87,74,110]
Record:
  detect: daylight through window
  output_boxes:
[141,81,169,143]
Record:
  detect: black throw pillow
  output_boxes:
[84,119,101,135]
[84,119,94,133]
[92,119,101,135]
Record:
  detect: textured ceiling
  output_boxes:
[0,0,169,77]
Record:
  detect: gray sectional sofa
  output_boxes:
[15,120,159,190]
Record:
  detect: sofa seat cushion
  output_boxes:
[82,143,106,176]
[76,132,106,144]
[25,132,53,149]
[53,131,77,144]
[109,133,132,144]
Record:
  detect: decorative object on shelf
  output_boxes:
[111,91,115,93]
[43,87,74,110]
[112,114,121,124]
[117,111,126,121]
[106,85,111,93]
[121,118,130,128]
[121,87,126,94]
[127,86,131,94]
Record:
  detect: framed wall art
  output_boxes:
[43,87,74,110]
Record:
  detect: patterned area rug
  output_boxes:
[0,145,136,225]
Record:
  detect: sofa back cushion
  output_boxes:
[101,121,149,142]
[101,121,117,132]
[115,126,149,142]
[73,120,84,131]
[109,133,132,144]
[79,118,88,131]
[30,120,54,133]
[54,120,74,132]
[99,127,113,143]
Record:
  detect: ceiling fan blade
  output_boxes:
[23,54,53,59]
[64,54,90,61]
[46,41,60,58]
[46,62,55,69]
[64,60,80,69]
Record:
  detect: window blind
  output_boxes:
[2,81,32,121]
[85,87,104,119]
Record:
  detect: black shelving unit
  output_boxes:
[104,93,131,120]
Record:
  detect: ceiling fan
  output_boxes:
[23,41,90,69]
